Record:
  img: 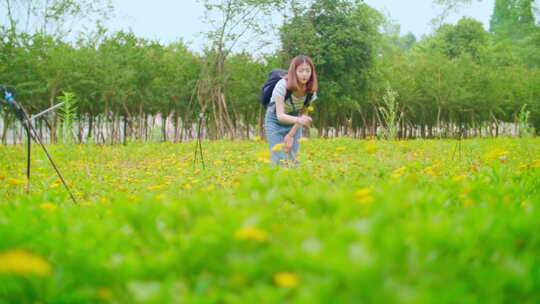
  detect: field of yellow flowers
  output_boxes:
[1,137,540,303]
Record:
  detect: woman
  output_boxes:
[264,55,318,166]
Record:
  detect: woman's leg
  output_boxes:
[264,110,288,165]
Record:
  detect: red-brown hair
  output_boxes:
[284,55,318,93]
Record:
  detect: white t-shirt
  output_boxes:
[270,79,317,114]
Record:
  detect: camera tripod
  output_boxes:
[193,112,206,169]
[1,85,77,204]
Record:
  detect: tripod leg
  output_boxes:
[25,125,31,193]
[194,114,205,169]
[198,135,205,170]
[24,119,77,204]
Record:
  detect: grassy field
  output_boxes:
[1,137,540,303]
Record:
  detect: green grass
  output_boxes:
[1,137,540,303]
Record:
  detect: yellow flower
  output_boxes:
[235,226,267,242]
[252,136,262,142]
[116,184,129,191]
[452,174,466,182]
[274,272,299,288]
[272,143,284,151]
[307,105,314,112]
[127,194,140,202]
[357,196,374,205]
[423,165,441,177]
[336,146,346,152]
[147,184,165,191]
[483,148,509,161]
[0,249,52,277]
[390,167,407,179]
[354,187,372,197]
[7,178,25,186]
[298,137,308,143]
[363,143,377,152]
[39,202,57,211]
[354,187,374,205]
[154,194,166,200]
[97,287,112,301]
[462,198,474,207]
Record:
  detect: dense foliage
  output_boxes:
[1,0,539,142]
[1,138,540,302]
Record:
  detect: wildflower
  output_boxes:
[272,143,284,151]
[154,194,166,200]
[390,167,407,179]
[307,105,314,112]
[147,184,165,191]
[336,146,346,152]
[354,187,372,197]
[363,143,377,152]
[0,249,52,277]
[117,185,128,191]
[39,202,57,211]
[354,187,374,205]
[127,194,140,202]
[7,178,25,186]
[252,136,262,142]
[274,272,299,288]
[452,174,466,182]
[423,165,441,177]
[357,196,374,205]
[483,148,509,161]
[96,286,112,301]
[462,198,474,207]
[235,226,267,242]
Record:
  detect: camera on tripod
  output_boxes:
[0,84,77,204]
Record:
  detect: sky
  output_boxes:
[105,0,495,52]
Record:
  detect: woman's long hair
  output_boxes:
[285,55,318,93]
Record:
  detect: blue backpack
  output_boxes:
[259,69,313,109]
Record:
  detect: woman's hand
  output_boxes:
[283,134,294,152]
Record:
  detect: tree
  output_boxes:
[280,0,383,134]
[437,17,489,61]
[1,0,112,40]
[490,0,536,41]
[197,0,286,139]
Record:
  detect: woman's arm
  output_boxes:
[283,108,310,152]
[285,108,308,137]
[275,96,300,124]
[275,96,311,126]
